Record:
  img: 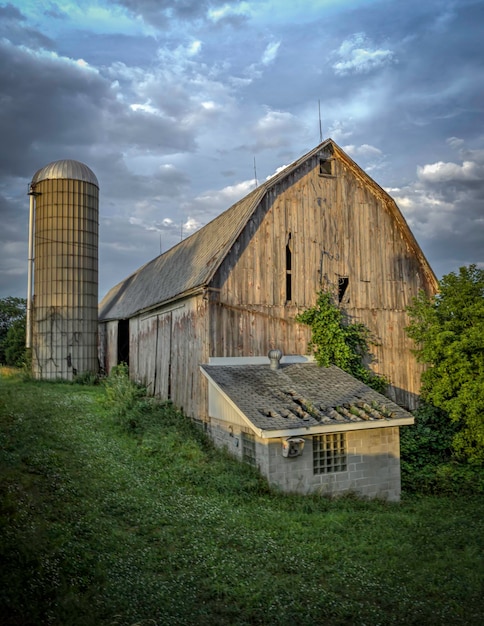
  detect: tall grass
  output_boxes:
[1,369,483,625]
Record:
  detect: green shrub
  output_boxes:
[401,403,484,495]
[101,363,148,431]
[295,290,388,393]
[73,370,100,385]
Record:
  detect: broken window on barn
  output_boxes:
[319,157,334,176]
[338,277,349,303]
[286,233,293,303]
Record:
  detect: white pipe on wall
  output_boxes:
[26,188,35,349]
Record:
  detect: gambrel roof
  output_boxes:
[99,139,437,321]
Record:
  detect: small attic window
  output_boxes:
[319,158,334,176]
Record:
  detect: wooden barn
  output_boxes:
[99,139,438,423]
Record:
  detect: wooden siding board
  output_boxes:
[154,312,172,398]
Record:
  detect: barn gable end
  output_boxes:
[99,139,438,419]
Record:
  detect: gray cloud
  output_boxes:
[0,0,483,300]
[390,137,484,278]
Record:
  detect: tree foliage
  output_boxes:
[406,265,484,464]
[0,297,26,365]
[295,290,387,393]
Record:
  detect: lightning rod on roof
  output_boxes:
[318,99,323,143]
[253,156,258,188]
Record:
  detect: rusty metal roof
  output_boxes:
[200,362,414,436]
[31,160,99,187]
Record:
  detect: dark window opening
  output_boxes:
[338,277,349,303]
[117,319,130,366]
[286,233,292,302]
[167,360,172,400]
[319,158,333,176]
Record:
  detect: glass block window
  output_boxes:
[313,433,347,474]
[241,431,256,466]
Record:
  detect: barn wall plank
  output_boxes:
[212,152,432,407]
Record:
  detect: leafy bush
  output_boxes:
[401,403,484,495]
[72,370,100,386]
[3,317,26,367]
[0,297,26,364]
[101,363,149,431]
[406,265,484,464]
[295,290,388,393]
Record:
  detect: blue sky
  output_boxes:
[1,0,483,299]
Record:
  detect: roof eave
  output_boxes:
[257,417,414,439]
[100,285,207,322]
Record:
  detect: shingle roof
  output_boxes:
[200,362,414,435]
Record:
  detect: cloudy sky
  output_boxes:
[1,0,483,300]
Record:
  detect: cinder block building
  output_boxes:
[201,355,413,501]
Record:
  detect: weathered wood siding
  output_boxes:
[98,321,118,374]
[211,152,436,408]
[127,295,209,419]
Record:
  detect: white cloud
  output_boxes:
[343,144,382,158]
[417,160,484,183]
[332,33,394,75]
[261,41,281,65]
[183,217,201,233]
[208,2,251,23]
[327,120,353,141]
[196,180,255,207]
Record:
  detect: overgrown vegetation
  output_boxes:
[1,367,482,625]
[400,402,484,495]
[296,290,388,392]
[406,265,484,465]
[0,297,26,367]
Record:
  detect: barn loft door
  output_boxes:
[154,311,173,399]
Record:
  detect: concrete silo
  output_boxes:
[27,160,99,380]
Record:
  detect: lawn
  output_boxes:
[0,369,482,625]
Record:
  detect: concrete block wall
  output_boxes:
[209,419,402,502]
[265,427,402,501]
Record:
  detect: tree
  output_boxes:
[0,297,27,365]
[295,290,387,393]
[406,265,484,464]
[4,318,27,367]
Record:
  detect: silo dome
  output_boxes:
[31,159,99,187]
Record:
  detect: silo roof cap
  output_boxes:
[31,159,99,187]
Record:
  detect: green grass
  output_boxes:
[1,370,483,625]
